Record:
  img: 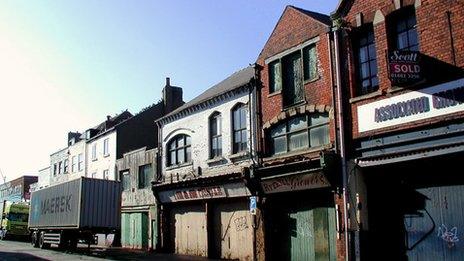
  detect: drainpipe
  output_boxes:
[333,27,350,261]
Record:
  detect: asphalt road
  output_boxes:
[0,239,215,261]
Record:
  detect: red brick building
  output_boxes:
[254,6,347,260]
[333,0,464,259]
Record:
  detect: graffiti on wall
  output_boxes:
[437,224,459,248]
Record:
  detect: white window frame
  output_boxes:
[78,153,84,172]
[103,138,109,157]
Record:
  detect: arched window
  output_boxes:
[269,113,329,155]
[167,135,191,166]
[209,112,222,158]
[232,104,247,154]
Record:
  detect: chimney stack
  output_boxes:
[166,77,171,86]
[161,77,184,114]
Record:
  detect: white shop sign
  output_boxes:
[358,78,464,133]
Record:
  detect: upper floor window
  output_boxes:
[138,164,153,189]
[103,138,109,157]
[269,113,329,155]
[268,44,318,106]
[58,161,62,174]
[390,8,419,51]
[103,169,109,180]
[232,104,247,154]
[71,156,76,173]
[64,159,69,174]
[167,135,191,166]
[120,170,130,191]
[209,112,222,158]
[92,143,97,160]
[355,26,379,95]
[53,164,57,176]
[78,153,84,171]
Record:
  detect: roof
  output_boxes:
[162,66,255,120]
[289,6,332,26]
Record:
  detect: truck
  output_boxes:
[28,177,121,249]
[0,201,30,239]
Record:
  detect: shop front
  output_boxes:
[153,174,254,260]
[354,78,464,260]
[256,154,340,261]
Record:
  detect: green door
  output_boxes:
[268,191,336,261]
[121,213,130,247]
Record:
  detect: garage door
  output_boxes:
[212,200,253,260]
[170,204,207,256]
[406,185,464,260]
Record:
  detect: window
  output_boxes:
[390,8,419,51]
[91,172,96,178]
[64,159,69,174]
[167,135,192,166]
[269,113,330,155]
[269,61,282,93]
[78,153,83,171]
[355,26,379,95]
[120,170,130,191]
[232,104,247,154]
[53,164,57,176]
[103,169,109,180]
[58,161,62,174]
[71,156,76,173]
[268,43,318,105]
[303,44,318,81]
[138,164,153,189]
[103,138,109,156]
[209,112,222,158]
[92,143,97,160]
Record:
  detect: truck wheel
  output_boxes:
[31,231,38,248]
[69,238,78,251]
[39,232,50,249]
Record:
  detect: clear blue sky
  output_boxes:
[0,0,338,181]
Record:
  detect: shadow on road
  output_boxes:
[0,251,48,261]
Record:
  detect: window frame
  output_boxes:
[78,153,84,172]
[232,104,248,154]
[120,170,130,191]
[138,164,153,189]
[71,156,76,173]
[103,169,109,180]
[353,24,379,96]
[269,113,330,156]
[92,143,97,161]
[103,138,109,157]
[268,43,318,95]
[209,112,223,159]
[167,134,192,167]
[64,159,69,174]
[388,7,419,52]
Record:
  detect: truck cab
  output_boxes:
[0,201,30,239]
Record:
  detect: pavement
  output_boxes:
[0,239,217,261]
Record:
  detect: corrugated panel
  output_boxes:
[406,185,464,261]
[170,204,207,256]
[212,201,253,261]
[121,213,130,247]
[29,178,81,228]
[79,178,121,229]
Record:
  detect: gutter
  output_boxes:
[333,27,350,261]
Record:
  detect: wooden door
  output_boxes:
[212,201,253,260]
[170,204,207,256]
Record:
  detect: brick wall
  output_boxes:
[337,0,464,141]
[256,6,337,154]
